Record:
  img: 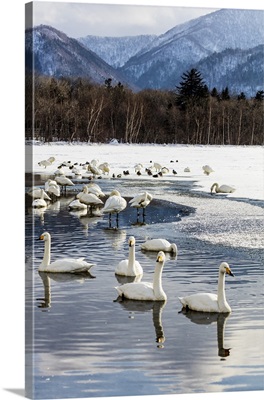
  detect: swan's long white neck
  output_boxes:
[127,244,136,275]
[217,271,229,312]
[212,183,219,192]
[153,261,166,299]
[41,237,51,267]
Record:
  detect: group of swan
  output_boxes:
[115,251,167,301]
[38,230,234,312]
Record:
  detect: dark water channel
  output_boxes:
[25,176,264,399]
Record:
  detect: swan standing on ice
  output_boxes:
[202,165,214,175]
[38,232,94,273]
[77,185,104,214]
[115,236,143,277]
[129,191,153,222]
[86,183,105,198]
[101,190,127,228]
[141,238,177,254]
[55,175,74,194]
[115,251,167,301]
[178,262,234,313]
[211,183,236,194]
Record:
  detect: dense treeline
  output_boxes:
[25,69,264,145]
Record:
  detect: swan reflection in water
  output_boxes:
[180,309,231,360]
[115,298,166,348]
[37,271,95,309]
[115,273,142,285]
[140,250,177,262]
[69,209,102,237]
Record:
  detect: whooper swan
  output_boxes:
[141,238,177,254]
[178,262,234,313]
[211,183,235,194]
[115,251,167,301]
[38,232,94,273]
[115,236,143,277]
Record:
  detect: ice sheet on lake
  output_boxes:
[26,143,264,250]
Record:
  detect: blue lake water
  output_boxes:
[25,175,264,399]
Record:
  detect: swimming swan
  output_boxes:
[115,236,143,277]
[141,238,177,254]
[211,183,235,194]
[115,251,167,301]
[38,232,94,273]
[178,262,234,313]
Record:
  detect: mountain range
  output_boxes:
[25,8,264,96]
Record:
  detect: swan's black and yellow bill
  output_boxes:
[39,234,44,240]
[226,266,234,277]
[156,253,164,262]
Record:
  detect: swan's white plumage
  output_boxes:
[102,190,127,214]
[115,251,167,301]
[32,189,48,208]
[78,187,104,207]
[28,187,51,200]
[45,179,60,198]
[68,199,88,210]
[178,262,234,313]
[129,191,153,209]
[86,183,105,197]
[202,165,214,175]
[38,232,94,273]
[141,238,177,254]
[211,183,235,194]
[55,176,74,187]
[115,236,143,277]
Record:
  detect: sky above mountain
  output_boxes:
[29,1,216,38]
[26,0,262,39]
[28,0,263,39]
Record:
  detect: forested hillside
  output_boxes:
[25,70,263,145]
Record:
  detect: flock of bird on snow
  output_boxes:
[28,155,236,313]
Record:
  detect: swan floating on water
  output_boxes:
[115,236,143,277]
[210,183,235,194]
[141,238,177,254]
[32,189,48,208]
[38,232,94,273]
[178,262,234,313]
[115,251,167,301]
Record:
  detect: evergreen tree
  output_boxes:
[255,90,264,101]
[175,68,209,110]
[237,92,246,101]
[221,87,230,100]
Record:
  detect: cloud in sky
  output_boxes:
[29,1,217,38]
